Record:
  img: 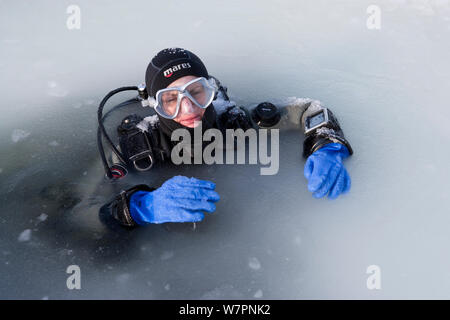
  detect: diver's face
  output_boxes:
[167,75,206,128]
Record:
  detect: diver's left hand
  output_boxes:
[304,143,351,199]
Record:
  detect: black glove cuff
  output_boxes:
[99,184,156,228]
[302,108,353,158]
[303,134,353,158]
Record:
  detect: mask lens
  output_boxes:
[159,90,179,117]
[186,79,214,108]
[154,77,216,119]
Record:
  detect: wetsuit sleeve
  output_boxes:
[99,184,156,228]
[300,100,353,158]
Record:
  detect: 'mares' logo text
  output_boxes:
[163,63,191,77]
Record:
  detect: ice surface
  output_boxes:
[11,129,30,143]
[160,251,174,261]
[116,273,131,284]
[47,81,68,97]
[1,0,450,299]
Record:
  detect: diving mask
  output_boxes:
[148,77,216,119]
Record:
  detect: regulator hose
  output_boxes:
[97,86,139,179]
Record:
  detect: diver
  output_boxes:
[98,48,353,228]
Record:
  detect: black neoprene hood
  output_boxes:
[145,48,209,97]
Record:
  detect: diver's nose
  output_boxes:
[180,96,195,114]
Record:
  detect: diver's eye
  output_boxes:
[163,98,177,104]
[190,89,203,96]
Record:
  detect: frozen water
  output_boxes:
[0,0,450,299]
[11,129,30,143]
[254,289,263,298]
[248,257,262,271]
[37,213,48,222]
[17,229,31,242]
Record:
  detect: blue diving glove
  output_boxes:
[304,143,351,199]
[129,175,220,225]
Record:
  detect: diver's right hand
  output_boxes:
[129,175,220,225]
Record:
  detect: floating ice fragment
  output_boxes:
[18,229,31,242]
[164,283,171,290]
[248,257,261,270]
[37,213,48,222]
[254,289,263,298]
[48,141,59,147]
[11,129,30,143]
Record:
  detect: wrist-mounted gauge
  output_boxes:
[302,106,353,158]
[304,108,330,135]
